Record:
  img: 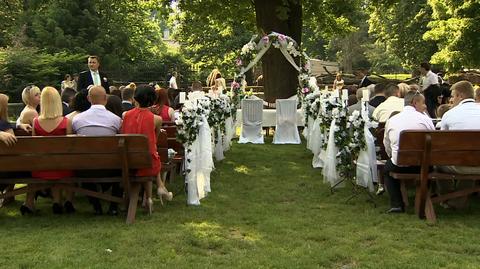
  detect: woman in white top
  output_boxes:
[61,74,75,92]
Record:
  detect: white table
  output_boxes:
[235,108,304,127]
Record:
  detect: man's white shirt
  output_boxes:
[421,70,438,90]
[441,99,480,130]
[384,106,435,165]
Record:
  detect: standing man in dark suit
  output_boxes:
[356,69,373,88]
[77,55,110,93]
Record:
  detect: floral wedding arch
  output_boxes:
[230,32,319,105]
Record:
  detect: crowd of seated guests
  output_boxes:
[1,81,177,216]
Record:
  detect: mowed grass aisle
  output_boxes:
[1,138,480,268]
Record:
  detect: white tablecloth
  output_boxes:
[236,109,304,127]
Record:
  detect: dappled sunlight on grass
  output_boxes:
[234,165,251,175]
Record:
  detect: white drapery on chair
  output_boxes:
[186,115,214,205]
[238,99,264,144]
[273,99,301,144]
[322,119,341,187]
[355,101,378,191]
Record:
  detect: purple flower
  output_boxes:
[302,87,310,94]
[278,34,286,42]
[236,58,243,66]
[262,35,269,43]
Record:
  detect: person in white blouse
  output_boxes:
[419,62,439,91]
[383,91,435,213]
[437,81,480,208]
[372,84,405,123]
[169,72,178,90]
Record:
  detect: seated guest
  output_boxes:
[373,84,405,123]
[383,91,435,213]
[73,86,122,215]
[348,88,375,118]
[66,91,91,121]
[475,87,480,103]
[149,87,175,121]
[121,87,135,112]
[423,84,442,118]
[122,85,173,213]
[17,85,41,126]
[106,94,123,118]
[368,83,386,108]
[109,86,121,99]
[434,104,451,128]
[28,87,75,215]
[397,83,410,98]
[347,94,357,107]
[61,87,76,116]
[437,81,480,207]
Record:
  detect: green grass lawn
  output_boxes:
[380,74,412,81]
[2,138,480,268]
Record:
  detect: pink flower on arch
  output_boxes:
[262,35,269,44]
[236,58,243,66]
[278,34,286,42]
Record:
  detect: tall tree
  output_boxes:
[254,0,302,101]
[368,0,437,69]
[424,0,480,71]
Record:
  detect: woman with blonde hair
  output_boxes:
[333,72,344,91]
[23,87,75,215]
[397,83,411,98]
[17,85,41,126]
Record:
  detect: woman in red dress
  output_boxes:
[149,87,175,122]
[24,87,75,215]
[122,85,173,214]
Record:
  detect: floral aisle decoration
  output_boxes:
[175,97,211,172]
[206,94,232,144]
[232,32,315,105]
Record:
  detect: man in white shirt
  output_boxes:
[383,91,435,213]
[437,81,480,207]
[372,84,405,123]
[169,72,178,90]
[72,86,122,215]
[420,62,439,91]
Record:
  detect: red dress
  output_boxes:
[32,117,73,180]
[121,108,161,176]
[150,105,172,122]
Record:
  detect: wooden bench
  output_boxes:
[0,135,153,224]
[391,130,480,222]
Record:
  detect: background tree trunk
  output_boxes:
[254,0,302,102]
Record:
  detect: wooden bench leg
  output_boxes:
[126,183,141,225]
[400,181,409,207]
[425,194,437,223]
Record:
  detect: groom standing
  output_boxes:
[77,55,110,93]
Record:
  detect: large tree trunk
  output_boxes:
[254,0,302,102]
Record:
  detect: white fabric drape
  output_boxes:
[273,99,301,144]
[355,101,378,191]
[238,99,264,144]
[322,119,341,187]
[304,116,314,149]
[310,118,324,168]
[240,43,272,76]
[186,115,214,205]
[278,46,301,71]
[223,116,234,151]
[213,128,225,161]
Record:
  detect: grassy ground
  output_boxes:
[1,138,480,268]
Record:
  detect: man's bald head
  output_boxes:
[88,86,107,105]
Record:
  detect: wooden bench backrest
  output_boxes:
[397,130,480,166]
[0,135,151,172]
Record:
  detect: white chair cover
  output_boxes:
[273,99,301,144]
[355,124,377,192]
[238,99,264,144]
[186,115,214,205]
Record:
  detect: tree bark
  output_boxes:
[254,0,302,102]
